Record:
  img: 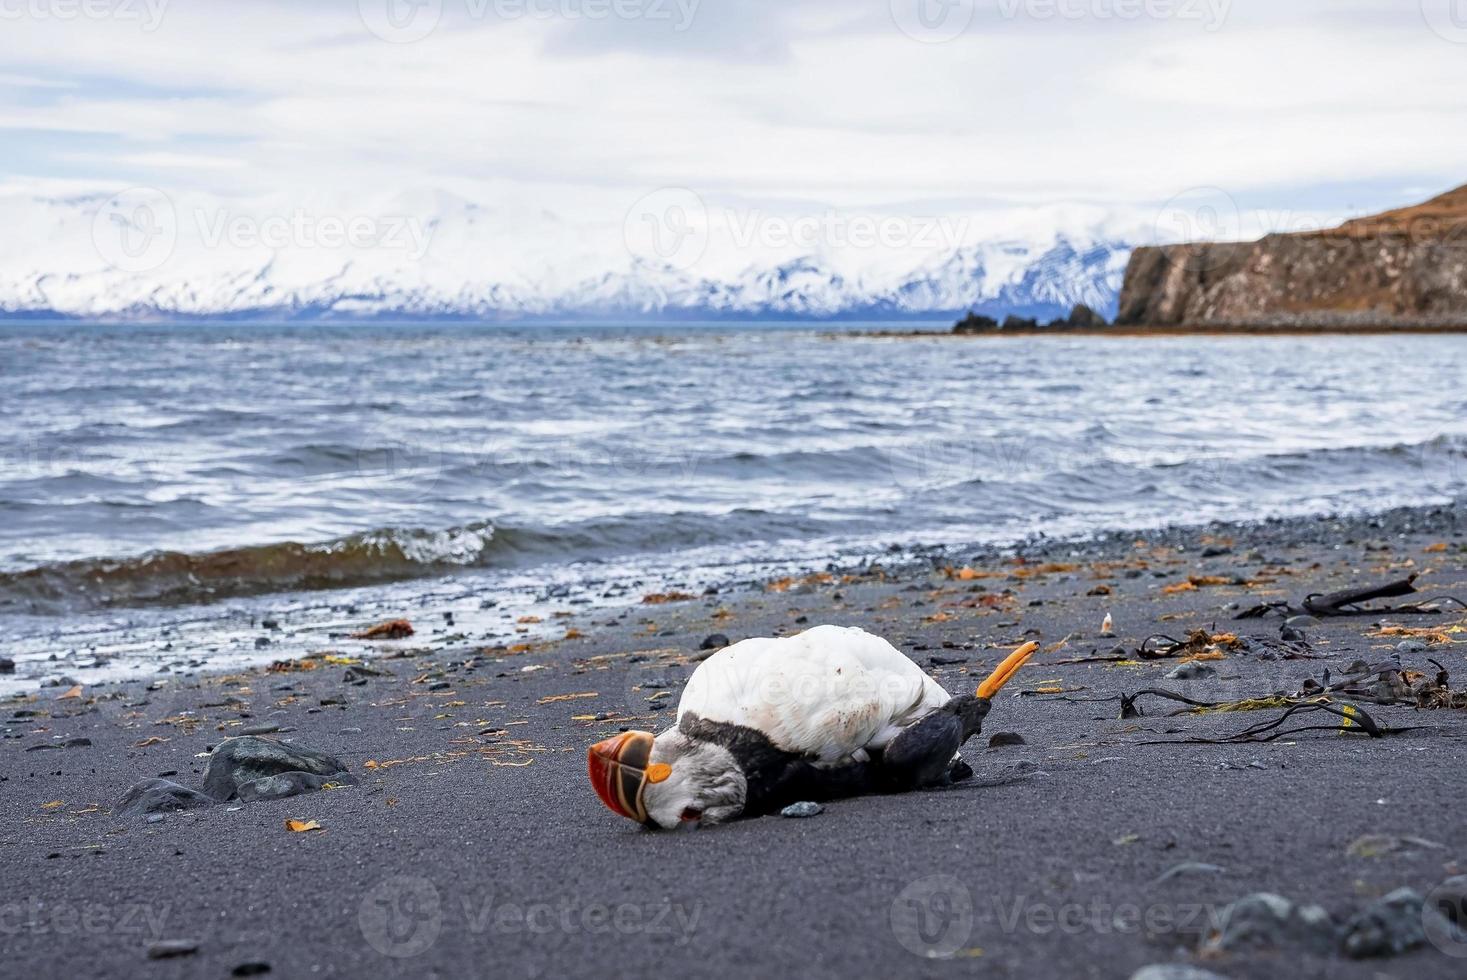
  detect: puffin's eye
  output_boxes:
[679,807,702,823]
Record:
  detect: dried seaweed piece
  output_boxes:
[1237,573,1464,620]
[1137,701,1395,744]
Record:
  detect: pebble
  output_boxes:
[146,940,200,960]
[1284,615,1320,629]
[780,802,824,818]
[1341,888,1429,958]
[203,735,351,801]
[116,778,215,818]
[232,964,272,977]
[236,724,281,737]
[1165,662,1216,681]
[0,657,14,674]
[1396,639,1428,654]
[988,732,1026,748]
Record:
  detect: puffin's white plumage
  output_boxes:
[676,625,950,765]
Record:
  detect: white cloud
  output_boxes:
[0,0,1462,241]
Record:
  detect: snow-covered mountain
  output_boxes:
[0,186,1137,322]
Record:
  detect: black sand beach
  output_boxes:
[4,504,1466,979]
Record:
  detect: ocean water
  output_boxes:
[2,323,1465,687]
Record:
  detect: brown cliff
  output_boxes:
[1116,184,1467,329]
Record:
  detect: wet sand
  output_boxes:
[3,504,1466,979]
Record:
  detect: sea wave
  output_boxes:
[0,523,498,612]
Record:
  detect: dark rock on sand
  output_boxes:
[988,732,1026,747]
[116,778,215,818]
[1340,887,1431,958]
[780,802,823,818]
[1165,662,1216,681]
[699,633,730,651]
[235,770,358,802]
[232,963,272,977]
[1200,892,1335,955]
[202,736,350,802]
[0,656,14,674]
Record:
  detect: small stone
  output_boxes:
[116,778,215,818]
[1201,545,1232,558]
[780,802,824,818]
[254,637,271,649]
[1341,888,1429,958]
[146,940,200,960]
[0,657,14,674]
[1284,615,1320,629]
[1396,639,1428,654]
[64,737,93,748]
[343,665,387,684]
[202,736,350,802]
[1165,662,1216,681]
[235,770,358,802]
[699,633,730,651]
[236,724,280,737]
[232,964,272,977]
[145,814,165,825]
[428,681,451,691]
[988,732,1026,748]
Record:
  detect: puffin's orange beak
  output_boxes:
[977,641,1039,700]
[588,730,657,823]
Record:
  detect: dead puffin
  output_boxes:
[588,625,1038,829]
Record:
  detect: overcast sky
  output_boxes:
[2,0,1466,240]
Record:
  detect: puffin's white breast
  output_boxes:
[675,625,950,764]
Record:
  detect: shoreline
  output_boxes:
[3,501,1466,977]
[4,499,1464,696]
[855,324,1467,338]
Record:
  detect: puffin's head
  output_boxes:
[587,728,746,830]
